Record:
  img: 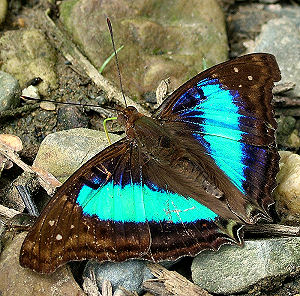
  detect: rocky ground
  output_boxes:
[0,0,300,295]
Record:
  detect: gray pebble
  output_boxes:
[192,237,300,294]
[0,71,21,112]
[251,16,300,97]
[83,260,154,294]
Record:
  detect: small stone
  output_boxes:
[0,71,20,111]
[40,101,56,111]
[0,134,23,152]
[250,16,300,97]
[22,85,40,100]
[83,260,154,294]
[0,232,85,296]
[33,128,122,182]
[56,105,89,130]
[275,152,300,224]
[192,237,300,294]
[94,95,107,105]
[26,77,43,87]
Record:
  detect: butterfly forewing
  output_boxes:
[20,139,152,273]
[155,53,280,221]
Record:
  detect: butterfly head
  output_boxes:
[117,106,143,134]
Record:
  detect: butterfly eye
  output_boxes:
[117,113,126,126]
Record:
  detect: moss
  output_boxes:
[59,0,79,33]
[152,48,166,55]
[0,29,58,94]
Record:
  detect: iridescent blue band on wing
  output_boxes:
[76,180,218,223]
[172,78,248,193]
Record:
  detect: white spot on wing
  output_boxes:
[48,220,55,226]
[248,75,253,80]
[56,234,63,240]
[234,67,239,72]
[70,224,75,229]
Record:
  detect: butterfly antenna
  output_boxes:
[21,96,121,112]
[106,17,127,108]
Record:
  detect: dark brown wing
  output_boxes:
[19,139,151,273]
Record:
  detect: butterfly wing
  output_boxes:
[20,139,147,273]
[154,53,280,222]
[20,137,242,273]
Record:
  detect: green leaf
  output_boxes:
[99,45,124,74]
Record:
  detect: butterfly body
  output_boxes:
[20,53,281,273]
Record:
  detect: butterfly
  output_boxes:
[19,53,281,273]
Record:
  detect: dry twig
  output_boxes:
[0,205,21,219]
[39,10,150,116]
[0,140,61,196]
[274,96,300,108]
[244,224,300,237]
[143,263,212,296]
[273,82,296,95]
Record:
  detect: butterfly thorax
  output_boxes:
[118,106,183,163]
[117,106,143,138]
